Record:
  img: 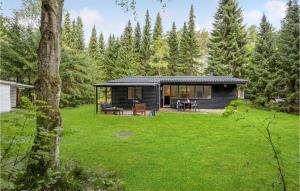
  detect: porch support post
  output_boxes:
[154,85,158,114]
[155,85,158,112]
[105,87,107,103]
[157,84,160,112]
[96,86,98,114]
[16,87,20,107]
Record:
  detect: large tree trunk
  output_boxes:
[22,0,64,188]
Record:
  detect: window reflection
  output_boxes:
[167,85,211,99]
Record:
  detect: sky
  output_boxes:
[2,0,288,43]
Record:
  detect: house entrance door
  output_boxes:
[163,85,171,107]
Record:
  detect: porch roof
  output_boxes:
[94,82,159,87]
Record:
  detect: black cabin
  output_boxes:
[94,76,248,112]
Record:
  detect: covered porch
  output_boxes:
[93,82,160,115]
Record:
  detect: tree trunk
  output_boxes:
[22,0,64,187]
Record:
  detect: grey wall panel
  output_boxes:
[111,86,159,110]
[10,87,17,107]
[111,84,237,110]
[169,84,237,109]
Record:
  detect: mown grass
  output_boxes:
[59,102,298,191]
[1,101,299,190]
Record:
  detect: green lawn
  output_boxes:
[59,102,299,191]
[1,101,298,190]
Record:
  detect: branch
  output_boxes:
[234,111,288,191]
[265,114,287,191]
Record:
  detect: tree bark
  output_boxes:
[23,0,64,186]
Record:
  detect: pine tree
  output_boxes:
[134,22,142,73]
[153,12,163,41]
[246,25,257,53]
[75,16,85,50]
[88,25,98,59]
[62,12,72,47]
[114,21,138,78]
[97,32,105,81]
[197,30,209,74]
[244,25,257,79]
[277,0,300,112]
[70,19,76,49]
[186,4,200,75]
[150,37,169,75]
[0,13,38,84]
[98,32,105,55]
[167,22,179,75]
[103,35,120,80]
[140,10,152,75]
[248,14,277,106]
[60,48,96,107]
[207,0,248,77]
[177,22,190,75]
[134,22,142,51]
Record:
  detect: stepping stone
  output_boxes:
[116,131,132,137]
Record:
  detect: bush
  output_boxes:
[223,99,240,117]
[1,96,124,191]
[15,162,124,191]
[1,97,36,190]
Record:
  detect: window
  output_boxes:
[170,85,178,97]
[167,85,212,99]
[195,86,203,98]
[128,87,142,99]
[164,85,170,96]
[179,85,187,98]
[203,86,212,99]
[187,85,195,98]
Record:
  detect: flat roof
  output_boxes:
[101,76,248,85]
[94,82,159,87]
[0,80,34,88]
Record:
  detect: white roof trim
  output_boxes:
[0,80,34,88]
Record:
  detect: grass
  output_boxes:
[1,101,299,190]
[59,101,299,191]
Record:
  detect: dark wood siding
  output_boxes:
[111,86,159,110]
[111,84,237,110]
[169,84,237,109]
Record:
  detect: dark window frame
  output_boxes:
[128,87,143,100]
[170,85,178,97]
[169,85,212,99]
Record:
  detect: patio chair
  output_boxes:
[191,101,198,112]
[176,100,184,111]
[133,103,146,116]
[100,102,113,114]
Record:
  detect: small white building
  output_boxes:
[0,80,34,112]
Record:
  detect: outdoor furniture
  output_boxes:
[133,103,146,116]
[100,102,123,115]
[181,100,192,111]
[103,107,124,115]
[191,101,198,111]
[132,99,139,110]
[176,100,184,111]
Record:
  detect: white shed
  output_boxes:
[0,80,34,112]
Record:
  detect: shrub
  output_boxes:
[222,99,245,117]
[16,163,124,191]
[1,96,124,191]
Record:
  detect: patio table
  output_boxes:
[180,101,192,111]
[104,107,124,115]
